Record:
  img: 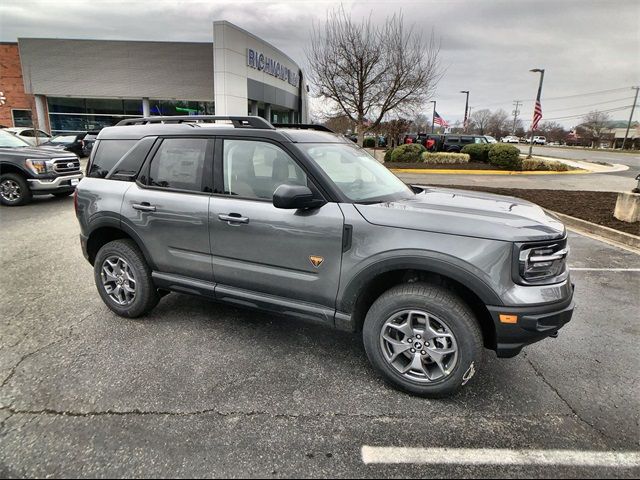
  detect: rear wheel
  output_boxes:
[0,173,32,206]
[94,239,160,318]
[363,282,483,398]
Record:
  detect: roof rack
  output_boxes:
[116,116,275,129]
[272,123,335,133]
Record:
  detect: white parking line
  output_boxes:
[569,267,640,272]
[361,446,640,468]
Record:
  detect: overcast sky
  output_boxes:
[1,0,638,128]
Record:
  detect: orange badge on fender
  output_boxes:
[309,255,324,268]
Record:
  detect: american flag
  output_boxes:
[532,100,542,130]
[434,111,449,127]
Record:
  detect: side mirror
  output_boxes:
[273,184,326,210]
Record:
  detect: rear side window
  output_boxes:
[88,140,137,178]
[447,137,460,143]
[460,137,474,144]
[148,138,208,192]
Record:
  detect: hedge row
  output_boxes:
[388,143,426,162]
[421,152,470,164]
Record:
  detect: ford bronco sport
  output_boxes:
[75,116,574,398]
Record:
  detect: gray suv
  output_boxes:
[75,116,574,398]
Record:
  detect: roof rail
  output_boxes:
[272,123,335,133]
[116,116,275,129]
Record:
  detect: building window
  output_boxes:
[12,109,33,127]
[148,100,214,116]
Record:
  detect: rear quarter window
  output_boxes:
[88,139,137,178]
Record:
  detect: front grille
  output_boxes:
[53,158,81,174]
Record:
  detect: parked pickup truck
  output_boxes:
[0,129,83,206]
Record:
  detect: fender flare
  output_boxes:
[337,252,503,314]
[0,161,33,178]
[86,213,157,270]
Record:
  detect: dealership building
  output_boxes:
[0,21,309,133]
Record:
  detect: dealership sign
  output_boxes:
[247,49,299,88]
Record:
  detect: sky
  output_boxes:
[1,0,638,128]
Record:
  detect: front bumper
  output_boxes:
[487,285,575,358]
[28,173,83,193]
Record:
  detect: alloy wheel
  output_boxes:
[380,309,459,383]
[101,256,136,306]
[1,179,21,202]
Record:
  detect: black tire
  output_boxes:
[363,282,483,398]
[53,190,74,198]
[94,239,160,318]
[0,173,32,206]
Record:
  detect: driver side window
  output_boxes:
[222,140,307,200]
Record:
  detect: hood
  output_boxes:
[0,146,73,159]
[354,187,565,242]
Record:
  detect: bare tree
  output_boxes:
[538,121,567,144]
[411,113,431,134]
[486,109,510,138]
[306,7,442,146]
[581,110,611,148]
[379,118,412,148]
[323,114,355,134]
[470,109,491,135]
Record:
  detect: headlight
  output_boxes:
[514,239,569,285]
[25,159,50,174]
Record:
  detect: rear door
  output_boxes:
[208,138,344,318]
[121,137,214,281]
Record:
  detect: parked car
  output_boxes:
[533,136,547,145]
[75,115,574,398]
[3,127,52,146]
[501,136,520,143]
[40,132,87,157]
[0,129,83,206]
[441,134,488,152]
[82,130,101,156]
[484,136,498,144]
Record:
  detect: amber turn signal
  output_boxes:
[499,314,518,324]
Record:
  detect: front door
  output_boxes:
[209,138,344,315]
[122,137,214,281]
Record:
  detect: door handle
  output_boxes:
[132,202,157,212]
[218,213,249,225]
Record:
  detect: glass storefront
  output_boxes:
[47,97,215,134]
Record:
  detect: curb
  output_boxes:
[547,210,640,251]
[389,168,589,175]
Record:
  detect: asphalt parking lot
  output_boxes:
[1,194,639,478]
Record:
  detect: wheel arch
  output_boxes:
[338,256,501,350]
[86,217,156,270]
[0,162,31,178]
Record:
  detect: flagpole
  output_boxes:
[528,68,545,159]
[430,100,436,134]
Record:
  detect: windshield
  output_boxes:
[0,130,30,148]
[300,143,414,203]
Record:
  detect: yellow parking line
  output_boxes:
[389,168,590,175]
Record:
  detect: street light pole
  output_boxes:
[528,69,545,159]
[430,100,436,134]
[621,86,639,150]
[460,90,469,132]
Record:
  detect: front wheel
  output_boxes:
[363,282,483,398]
[0,173,32,206]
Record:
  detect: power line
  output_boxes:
[520,105,632,122]
[471,86,634,110]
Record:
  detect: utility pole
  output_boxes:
[512,100,522,134]
[460,90,470,132]
[621,86,639,150]
[528,69,545,159]
[430,100,436,134]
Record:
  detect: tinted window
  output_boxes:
[446,137,460,143]
[460,137,474,144]
[88,140,137,178]
[223,139,307,200]
[20,130,34,137]
[149,138,207,192]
